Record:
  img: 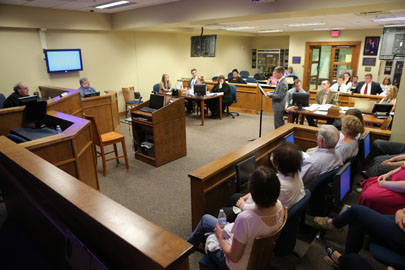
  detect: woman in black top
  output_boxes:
[208,75,233,118]
[228,69,245,84]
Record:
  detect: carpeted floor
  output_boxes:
[0,111,388,269]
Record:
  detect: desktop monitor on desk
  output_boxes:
[83,92,100,98]
[292,92,310,110]
[194,84,207,97]
[334,163,351,208]
[18,95,38,105]
[372,103,393,119]
[24,99,48,128]
[149,94,165,110]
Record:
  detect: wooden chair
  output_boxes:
[83,113,129,176]
[199,208,288,270]
[122,87,142,112]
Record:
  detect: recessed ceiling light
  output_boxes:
[286,23,325,27]
[384,24,405,28]
[221,26,255,31]
[257,30,283,33]
[95,1,130,9]
[313,28,345,31]
[371,16,405,22]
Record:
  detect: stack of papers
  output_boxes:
[304,104,320,112]
[317,104,334,111]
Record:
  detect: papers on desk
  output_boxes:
[206,92,224,97]
[304,104,319,112]
[314,111,328,115]
[317,104,334,111]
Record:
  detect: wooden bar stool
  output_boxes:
[84,113,129,176]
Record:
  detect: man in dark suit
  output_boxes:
[265,66,288,129]
[3,82,30,108]
[354,74,382,95]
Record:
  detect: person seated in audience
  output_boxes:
[207,75,232,118]
[284,66,294,77]
[306,79,338,126]
[159,73,171,93]
[314,205,405,270]
[336,115,363,163]
[380,76,392,96]
[3,82,30,108]
[186,68,199,113]
[351,75,359,88]
[285,79,306,123]
[343,72,352,90]
[359,165,405,215]
[330,75,350,92]
[228,69,245,84]
[363,140,405,178]
[187,166,285,270]
[78,77,97,98]
[301,125,343,187]
[333,108,365,132]
[223,142,305,222]
[266,71,279,86]
[379,85,397,112]
[353,73,382,95]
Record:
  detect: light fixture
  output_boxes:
[95,1,130,9]
[313,27,345,31]
[384,24,405,27]
[221,26,255,31]
[286,23,325,27]
[257,29,283,33]
[371,16,405,22]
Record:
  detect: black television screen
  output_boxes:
[191,35,217,57]
[44,49,83,73]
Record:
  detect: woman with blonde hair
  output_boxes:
[336,115,364,162]
[159,74,171,93]
[379,85,398,112]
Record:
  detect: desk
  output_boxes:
[188,123,391,229]
[0,137,192,269]
[184,94,222,126]
[287,108,387,129]
[11,127,57,140]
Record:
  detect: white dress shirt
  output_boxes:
[360,82,372,95]
[330,83,349,92]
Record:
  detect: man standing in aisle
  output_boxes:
[265,66,288,129]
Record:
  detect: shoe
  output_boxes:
[361,171,369,179]
[314,217,334,230]
[324,246,340,269]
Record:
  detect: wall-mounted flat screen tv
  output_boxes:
[44,49,83,73]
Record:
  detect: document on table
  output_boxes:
[317,104,334,111]
[314,111,328,115]
[304,104,320,112]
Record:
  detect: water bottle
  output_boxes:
[218,209,227,229]
[56,125,62,134]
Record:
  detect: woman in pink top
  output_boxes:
[359,166,405,215]
[187,167,285,269]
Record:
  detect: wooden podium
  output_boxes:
[131,98,186,167]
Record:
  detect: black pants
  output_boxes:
[367,140,405,160]
[207,100,232,117]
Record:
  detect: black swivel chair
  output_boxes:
[226,85,239,119]
[0,93,5,109]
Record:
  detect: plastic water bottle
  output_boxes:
[56,125,62,134]
[218,209,227,229]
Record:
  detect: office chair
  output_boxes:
[83,113,129,176]
[227,85,239,119]
[152,83,160,94]
[246,77,257,83]
[122,87,142,113]
[0,93,5,109]
[227,72,233,80]
[254,73,266,80]
[199,209,287,270]
[274,189,311,256]
[211,76,218,82]
[240,70,249,78]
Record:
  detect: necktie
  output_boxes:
[338,85,340,91]
[364,83,368,95]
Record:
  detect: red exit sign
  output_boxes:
[331,30,340,37]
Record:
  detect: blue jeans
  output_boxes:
[187,214,227,270]
[332,205,405,256]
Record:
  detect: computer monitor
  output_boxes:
[363,132,371,159]
[235,156,256,193]
[334,162,351,207]
[372,103,393,115]
[24,100,48,128]
[292,92,310,110]
[18,95,38,105]
[83,92,100,98]
[284,132,294,143]
[149,94,165,110]
[194,84,207,97]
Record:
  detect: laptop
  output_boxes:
[140,94,164,113]
[354,99,375,114]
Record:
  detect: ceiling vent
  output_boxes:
[355,11,389,16]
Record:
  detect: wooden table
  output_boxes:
[287,107,387,129]
[184,94,222,126]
